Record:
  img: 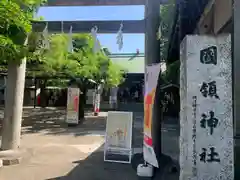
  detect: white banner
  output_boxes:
[94,85,102,114]
[94,93,101,113]
[104,111,133,164]
[66,87,80,124]
[143,63,161,168]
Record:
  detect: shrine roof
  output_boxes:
[110,54,144,74]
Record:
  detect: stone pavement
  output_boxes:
[0,107,180,180]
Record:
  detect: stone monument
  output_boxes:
[180,34,234,180]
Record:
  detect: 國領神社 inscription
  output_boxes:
[180,35,234,180]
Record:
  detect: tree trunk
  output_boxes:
[33,78,37,108]
[78,88,86,122]
[1,59,26,150]
[94,84,101,115]
[39,79,47,107]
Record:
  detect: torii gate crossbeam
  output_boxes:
[32,20,145,33]
[45,0,168,6]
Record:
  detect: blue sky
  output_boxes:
[37,6,145,53]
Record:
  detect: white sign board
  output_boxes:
[180,35,234,180]
[66,87,80,124]
[143,63,161,168]
[104,111,133,164]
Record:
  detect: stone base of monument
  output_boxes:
[0,150,22,166]
[137,163,154,177]
[131,153,179,180]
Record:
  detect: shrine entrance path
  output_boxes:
[0,106,179,180]
[0,107,140,180]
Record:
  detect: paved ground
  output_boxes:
[0,106,180,180]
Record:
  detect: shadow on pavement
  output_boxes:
[0,107,107,136]
[46,145,139,180]
[0,106,180,180]
[46,147,179,180]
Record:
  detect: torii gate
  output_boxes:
[33,0,167,172]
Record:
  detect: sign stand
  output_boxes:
[104,111,133,164]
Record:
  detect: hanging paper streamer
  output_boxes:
[42,23,49,49]
[68,26,74,53]
[116,23,123,51]
[157,23,162,40]
[91,26,101,53]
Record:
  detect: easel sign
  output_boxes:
[104,111,133,164]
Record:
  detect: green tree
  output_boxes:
[27,33,124,111]
[34,33,124,119]
[0,0,46,150]
[33,33,124,85]
[0,0,124,150]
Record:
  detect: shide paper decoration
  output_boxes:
[42,23,49,49]
[68,26,74,53]
[116,23,123,51]
[157,23,162,40]
[91,26,101,53]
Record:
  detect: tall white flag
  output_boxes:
[91,26,101,53]
[68,26,74,53]
[157,23,162,40]
[116,23,123,51]
[43,23,49,49]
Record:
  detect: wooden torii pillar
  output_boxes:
[33,0,165,169]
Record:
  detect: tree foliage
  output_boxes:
[0,0,124,88]
[160,0,176,62]
[161,60,180,85]
[28,33,124,87]
[160,0,180,86]
[0,0,46,63]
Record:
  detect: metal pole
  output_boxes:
[34,78,37,108]
[145,0,161,163]
[233,0,240,178]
